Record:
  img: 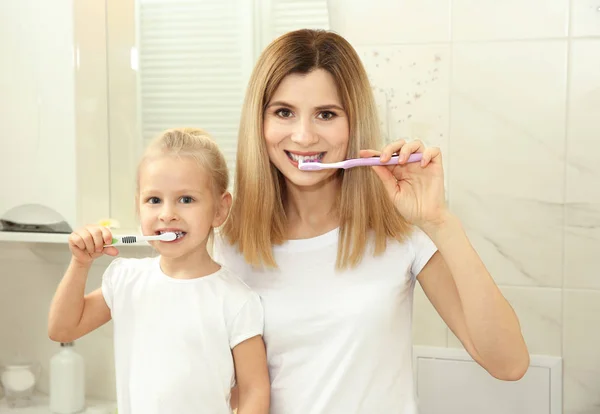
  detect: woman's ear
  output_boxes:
[213,191,232,227]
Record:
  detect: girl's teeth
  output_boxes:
[158,231,186,239]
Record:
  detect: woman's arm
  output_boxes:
[417,212,529,380]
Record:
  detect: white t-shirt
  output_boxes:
[101,256,264,414]
[213,227,437,414]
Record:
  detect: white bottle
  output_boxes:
[49,342,85,413]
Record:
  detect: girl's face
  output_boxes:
[263,69,350,188]
[137,155,229,259]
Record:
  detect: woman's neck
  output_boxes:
[284,175,341,239]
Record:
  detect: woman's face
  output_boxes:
[263,69,350,188]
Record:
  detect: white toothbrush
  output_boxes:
[104,232,177,247]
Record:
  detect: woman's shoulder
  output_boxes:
[211,230,248,269]
[371,226,437,264]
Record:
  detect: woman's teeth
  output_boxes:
[286,151,324,163]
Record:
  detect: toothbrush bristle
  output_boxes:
[161,232,177,241]
[298,161,322,171]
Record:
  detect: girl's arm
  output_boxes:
[231,335,270,414]
[48,269,111,343]
[48,225,115,342]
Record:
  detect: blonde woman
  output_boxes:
[214,29,529,414]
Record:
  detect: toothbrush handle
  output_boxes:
[344,153,422,168]
[105,235,139,247]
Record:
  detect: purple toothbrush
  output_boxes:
[298,153,423,171]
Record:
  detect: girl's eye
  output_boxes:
[147,197,160,204]
[275,108,293,118]
[180,196,194,204]
[318,111,336,120]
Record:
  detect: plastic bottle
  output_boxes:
[49,342,85,413]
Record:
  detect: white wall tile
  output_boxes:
[570,0,600,37]
[357,44,451,190]
[327,0,451,45]
[564,203,600,289]
[449,41,567,287]
[565,40,600,289]
[452,0,569,41]
[499,287,562,356]
[563,290,600,414]
[447,328,462,348]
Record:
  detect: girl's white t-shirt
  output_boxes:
[101,256,264,414]
[213,227,437,414]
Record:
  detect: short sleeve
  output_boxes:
[101,258,124,311]
[228,292,264,349]
[410,227,438,279]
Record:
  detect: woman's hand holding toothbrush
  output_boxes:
[69,225,119,266]
[359,139,448,231]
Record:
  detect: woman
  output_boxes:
[214,29,529,413]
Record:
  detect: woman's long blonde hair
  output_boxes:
[222,29,410,269]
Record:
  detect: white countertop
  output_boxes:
[0,395,116,414]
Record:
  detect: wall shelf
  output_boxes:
[0,231,70,244]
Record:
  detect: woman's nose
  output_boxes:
[290,118,318,146]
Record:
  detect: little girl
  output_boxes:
[48,128,270,414]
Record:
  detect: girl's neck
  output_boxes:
[159,245,220,279]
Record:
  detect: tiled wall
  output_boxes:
[1,0,598,411]
[334,1,599,413]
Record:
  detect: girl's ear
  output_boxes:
[213,191,232,227]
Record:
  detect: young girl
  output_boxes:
[48,128,270,414]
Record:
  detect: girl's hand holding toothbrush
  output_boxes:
[68,225,119,266]
[359,139,448,230]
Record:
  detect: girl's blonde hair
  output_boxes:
[222,29,411,269]
[137,127,229,199]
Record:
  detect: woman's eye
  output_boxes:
[180,196,194,204]
[318,111,336,120]
[275,108,293,118]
